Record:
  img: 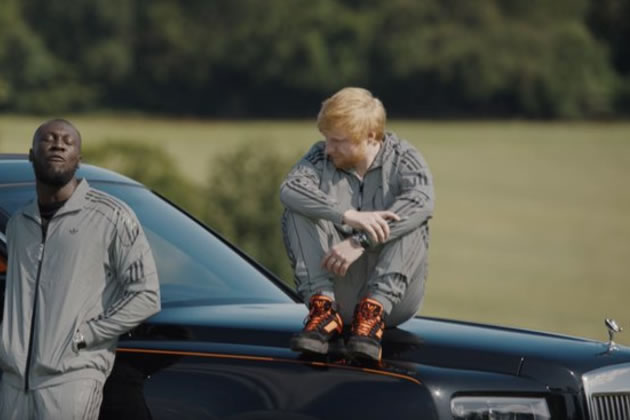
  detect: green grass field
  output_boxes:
[1,115,629,345]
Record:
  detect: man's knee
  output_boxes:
[374,227,428,283]
[282,210,337,240]
[382,225,428,255]
[368,264,427,327]
[282,210,343,262]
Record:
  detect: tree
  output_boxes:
[587,0,630,112]
[82,140,203,215]
[5,0,136,112]
[0,0,71,112]
[202,144,297,284]
[0,0,626,117]
[370,0,616,118]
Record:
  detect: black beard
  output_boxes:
[31,158,78,187]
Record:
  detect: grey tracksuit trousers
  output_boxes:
[0,379,103,420]
[283,210,428,326]
[280,132,434,327]
[0,179,161,418]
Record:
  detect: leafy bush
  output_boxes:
[201,145,297,284]
[84,140,298,285]
[82,140,203,215]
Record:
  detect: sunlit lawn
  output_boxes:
[1,115,629,345]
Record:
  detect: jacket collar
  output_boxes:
[365,131,395,171]
[22,178,90,223]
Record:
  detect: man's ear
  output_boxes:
[28,148,34,162]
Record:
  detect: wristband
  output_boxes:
[72,330,86,352]
[351,232,371,249]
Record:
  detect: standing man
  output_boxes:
[0,119,161,419]
[281,87,434,361]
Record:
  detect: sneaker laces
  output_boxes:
[353,300,383,336]
[304,297,333,331]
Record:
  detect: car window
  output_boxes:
[0,183,293,306]
[0,231,5,322]
[0,187,36,220]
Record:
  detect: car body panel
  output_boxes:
[132,301,630,380]
[103,347,438,420]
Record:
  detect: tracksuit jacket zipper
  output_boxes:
[358,181,364,211]
[24,230,46,391]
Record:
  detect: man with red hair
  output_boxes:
[281,87,434,361]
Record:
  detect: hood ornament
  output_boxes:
[604,318,623,353]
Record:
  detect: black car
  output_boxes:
[1,154,629,420]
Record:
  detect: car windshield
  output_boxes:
[0,181,294,306]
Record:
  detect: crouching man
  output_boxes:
[280,87,434,361]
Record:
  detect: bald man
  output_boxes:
[0,119,161,419]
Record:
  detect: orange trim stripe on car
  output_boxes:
[117,347,421,385]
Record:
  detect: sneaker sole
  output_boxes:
[327,337,347,357]
[347,339,382,362]
[290,336,329,355]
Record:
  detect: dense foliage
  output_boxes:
[1,0,628,118]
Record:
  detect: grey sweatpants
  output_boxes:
[0,379,104,420]
[282,210,428,327]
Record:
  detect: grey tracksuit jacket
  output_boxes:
[281,132,434,242]
[280,132,434,324]
[0,179,161,390]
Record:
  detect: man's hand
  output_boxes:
[342,209,400,243]
[322,238,364,277]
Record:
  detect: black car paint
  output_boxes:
[0,156,628,419]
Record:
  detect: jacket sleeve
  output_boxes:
[279,144,349,224]
[4,215,13,254]
[382,147,434,244]
[79,207,161,348]
[3,215,16,280]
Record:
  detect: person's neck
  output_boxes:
[354,141,381,178]
[37,178,79,205]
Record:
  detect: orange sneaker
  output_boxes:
[290,294,343,355]
[347,298,385,361]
